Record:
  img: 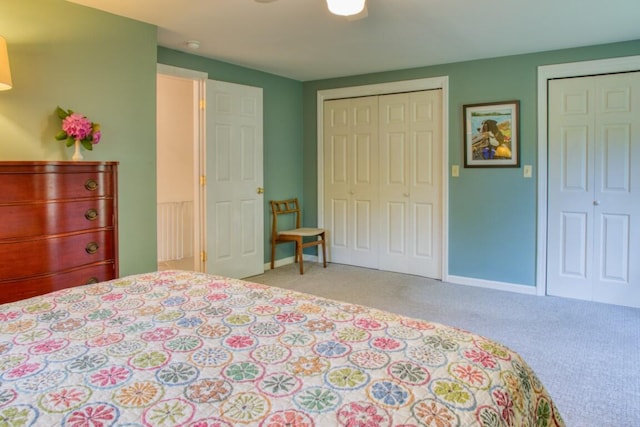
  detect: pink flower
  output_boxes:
[55,106,102,148]
[90,366,130,387]
[62,113,93,140]
[8,363,41,379]
[463,349,497,369]
[101,293,123,302]
[371,337,401,350]
[337,402,389,427]
[0,312,20,321]
[225,335,254,349]
[32,339,67,354]
[65,404,117,427]
[92,130,101,144]
[271,296,295,305]
[355,319,383,330]
[275,312,305,323]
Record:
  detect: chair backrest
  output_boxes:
[270,198,301,235]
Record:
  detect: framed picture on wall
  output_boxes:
[463,100,520,168]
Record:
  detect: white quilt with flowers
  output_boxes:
[0,270,564,426]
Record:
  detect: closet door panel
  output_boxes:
[547,72,640,307]
[324,97,379,268]
[379,94,410,273]
[408,91,442,277]
[379,91,442,277]
[323,90,442,279]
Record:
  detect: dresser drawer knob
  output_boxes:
[85,242,99,254]
[85,179,98,191]
[86,277,99,285]
[85,209,99,221]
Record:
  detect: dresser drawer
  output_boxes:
[0,230,115,280]
[0,170,114,202]
[0,161,118,301]
[0,262,116,304]
[0,199,115,238]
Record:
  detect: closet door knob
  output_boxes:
[593,200,600,206]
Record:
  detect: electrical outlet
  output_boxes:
[452,165,459,177]
[523,165,532,178]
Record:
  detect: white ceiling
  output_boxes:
[69,0,640,81]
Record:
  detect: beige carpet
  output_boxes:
[249,262,640,427]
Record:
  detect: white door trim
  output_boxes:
[317,76,450,281]
[156,64,208,272]
[536,55,640,296]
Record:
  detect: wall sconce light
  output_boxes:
[0,36,13,91]
[326,0,366,16]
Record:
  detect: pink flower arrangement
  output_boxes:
[55,106,102,151]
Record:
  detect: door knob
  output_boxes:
[257,187,264,194]
[593,200,600,206]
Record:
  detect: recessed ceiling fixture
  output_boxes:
[185,40,200,50]
[326,0,366,16]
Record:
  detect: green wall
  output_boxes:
[3,0,639,285]
[157,48,304,262]
[0,0,158,276]
[302,40,640,286]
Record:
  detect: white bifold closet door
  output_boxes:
[323,90,442,278]
[547,72,640,307]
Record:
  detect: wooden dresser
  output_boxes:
[0,161,119,304]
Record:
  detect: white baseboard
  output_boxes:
[264,254,319,271]
[263,260,537,297]
[446,274,538,295]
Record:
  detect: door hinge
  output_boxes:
[199,99,206,110]
[200,251,207,262]
[200,175,206,186]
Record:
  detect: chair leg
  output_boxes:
[270,240,276,270]
[297,238,304,274]
[321,235,327,268]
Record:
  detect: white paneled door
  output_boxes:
[323,90,442,278]
[324,96,380,269]
[378,91,442,277]
[547,72,640,307]
[206,80,264,278]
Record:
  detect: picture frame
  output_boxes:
[463,100,520,168]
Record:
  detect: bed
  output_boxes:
[0,270,564,426]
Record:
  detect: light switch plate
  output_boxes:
[523,165,532,178]
[452,165,459,177]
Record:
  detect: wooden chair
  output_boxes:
[270,198,327,274]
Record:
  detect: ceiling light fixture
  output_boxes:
[185,40,200,50]
[326,0,366,16]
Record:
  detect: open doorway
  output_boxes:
[156,65,205,272]
[155,65,265,277]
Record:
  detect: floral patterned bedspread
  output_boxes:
[0,270,564,426]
